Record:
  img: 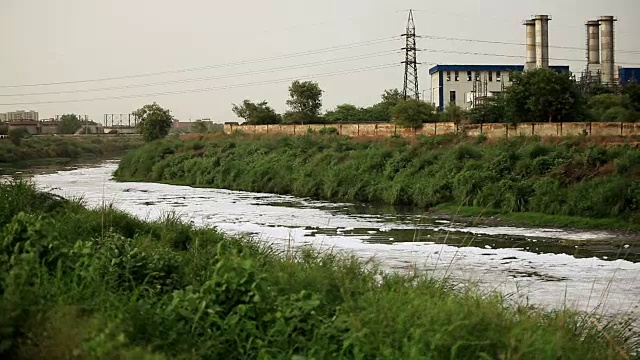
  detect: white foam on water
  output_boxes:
[32,162,640,321]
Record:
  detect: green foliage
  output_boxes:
[7,128,30,146]
[190,120,209,133]
[0,181,635,359]
[284,80,323,124]
[134,103,174,142]
[232,100,281,125]
[587,94,635,122]
[392,99,438,128]
[622,81,640,112]
[0,123,8,135]
[467,95,507,124]
[117,136,640,227]
[505,69,585,123]
[364,88,404,122]
[324,104,368,123]
[318,127,339,135]
[602,106,634,122]
[58,114,83,134]
[321,90,404,124]
[442,102,466,124]
[0,136,143,164]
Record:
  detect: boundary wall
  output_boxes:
[223,122,640,139]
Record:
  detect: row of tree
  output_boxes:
[231,69,640,127]
[467,69,640,124]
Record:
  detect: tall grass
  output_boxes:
[0,180,637,359]
[0,136,143,164]
[115,134,640,230]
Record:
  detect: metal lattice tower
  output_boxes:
[402,9,419,100]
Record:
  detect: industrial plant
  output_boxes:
[430,15,640,112]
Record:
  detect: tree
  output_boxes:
[587,94,631,121]
[134,102,173,142]
[391,99,438,128]
[57,114,83,134]
[467,95,507,124]
[442,102,466,124]
[363,88,404,122]
[231,100,280,125]
[191,120,209,133]
[602,106,634,122]
[324,104,367,123]
[8,127,29,146]
[381,88,403,104]
[284,80,323,124]
[505,68,585,123]
[0,123,7,135]
[622,81,640,113]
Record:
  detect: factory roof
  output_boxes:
[428,64,570,75]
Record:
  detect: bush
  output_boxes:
[318,127,339,135]
[115,135,640,224]
[8,127,30,146]
[0,181,635,359]
[391,99,438,128]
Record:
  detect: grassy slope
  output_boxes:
[0,136,143,165]
[114,133,640,231]
[0,181,637,359]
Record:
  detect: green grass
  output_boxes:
[114,133,640,231]
[0,180,637,359]
[434,204,640,232]
[0,135,143,165]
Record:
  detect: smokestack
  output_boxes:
[599,16,616,85]
[534,15,550,68]
[524,20,536,70]
[586,20,600,76]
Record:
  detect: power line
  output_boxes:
[0,37,399,89]
[418,48,640,66]
[0,50,400,97]
[0,63,399,106]
[418,34,640,54]
[410,9,640,37]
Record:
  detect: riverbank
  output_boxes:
[0,180,637,359]
[432,204,640,232]
[114,133,640,231]
[0,135,143,166]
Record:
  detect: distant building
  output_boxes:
[429,65,571,111]
[173,120,196,129]
[5,110,39,122]
[8,120,39,135]
[39,120,60,135]
[618,67,640,85]
[0,113,7,122]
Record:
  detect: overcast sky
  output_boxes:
[1,0,639,123]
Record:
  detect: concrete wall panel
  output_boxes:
[222,122,640,139]
[591,122,623,137]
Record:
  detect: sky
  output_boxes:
[1,0,639,123]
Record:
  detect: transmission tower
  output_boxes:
[402,9,420,100]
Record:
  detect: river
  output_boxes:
[25,161,640,323]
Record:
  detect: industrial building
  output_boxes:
[429,14,635,111]
[429,65,570,111]
[429,15,569,111]
[618,68,640,85]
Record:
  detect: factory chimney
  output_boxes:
[586,20,601,76]
[599,16,616,85]
[534,15,550,69]
[524,20,536,70]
